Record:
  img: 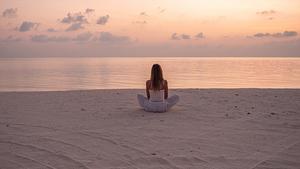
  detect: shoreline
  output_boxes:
[1,89,299,168]
[1,88,299,93]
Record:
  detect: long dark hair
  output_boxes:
[150,64,164,90]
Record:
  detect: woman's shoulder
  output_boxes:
[146,80,167,89]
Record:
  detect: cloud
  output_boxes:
[253,33,270,37]
[171,33,180,40]
[47,28,57,32]
[140,12,148,16]
[253,31,298,38]
[1,35,22,42]
[133,20,147,25]
[85,8,95,14]
[65,23,84,31]
[60,11,90,31]
[31,33,93,43]
[31,34,70,43]
[2,8,18,18]
[181,34,191,40]
[160,9,166,13]
[73,32,93,42]
[60,12,88,24]
[18,21,39,32]
[256,10,277,20]
[99,32,130,42]
[272,31,298,38]
[195,32,205,39]
[158,7,166,13]
[256,10,276,15]
[171,33,204,40]
[97,15,110,25]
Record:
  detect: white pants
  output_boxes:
[137,94,179,112]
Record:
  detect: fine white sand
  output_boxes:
[0,89,299,169]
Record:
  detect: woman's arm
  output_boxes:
[164,80,168,99]
[146,80,150,99]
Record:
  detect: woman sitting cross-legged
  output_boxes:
[137,64,179,112]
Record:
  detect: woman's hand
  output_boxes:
[164,80,168,99]
[146,80,150,99]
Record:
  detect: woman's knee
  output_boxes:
[173,94,179,100]
[137,94,146,100]
[169,95,179,103]
[137,94,146,107]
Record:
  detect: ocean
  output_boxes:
[0,57,299,91]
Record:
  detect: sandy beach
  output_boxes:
[0,89,299,169]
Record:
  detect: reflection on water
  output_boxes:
[0,57,300,91]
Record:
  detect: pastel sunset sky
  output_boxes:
[0,0,299,57]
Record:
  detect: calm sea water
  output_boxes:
[0,57,300,91]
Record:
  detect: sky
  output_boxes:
[0,0,299,57]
